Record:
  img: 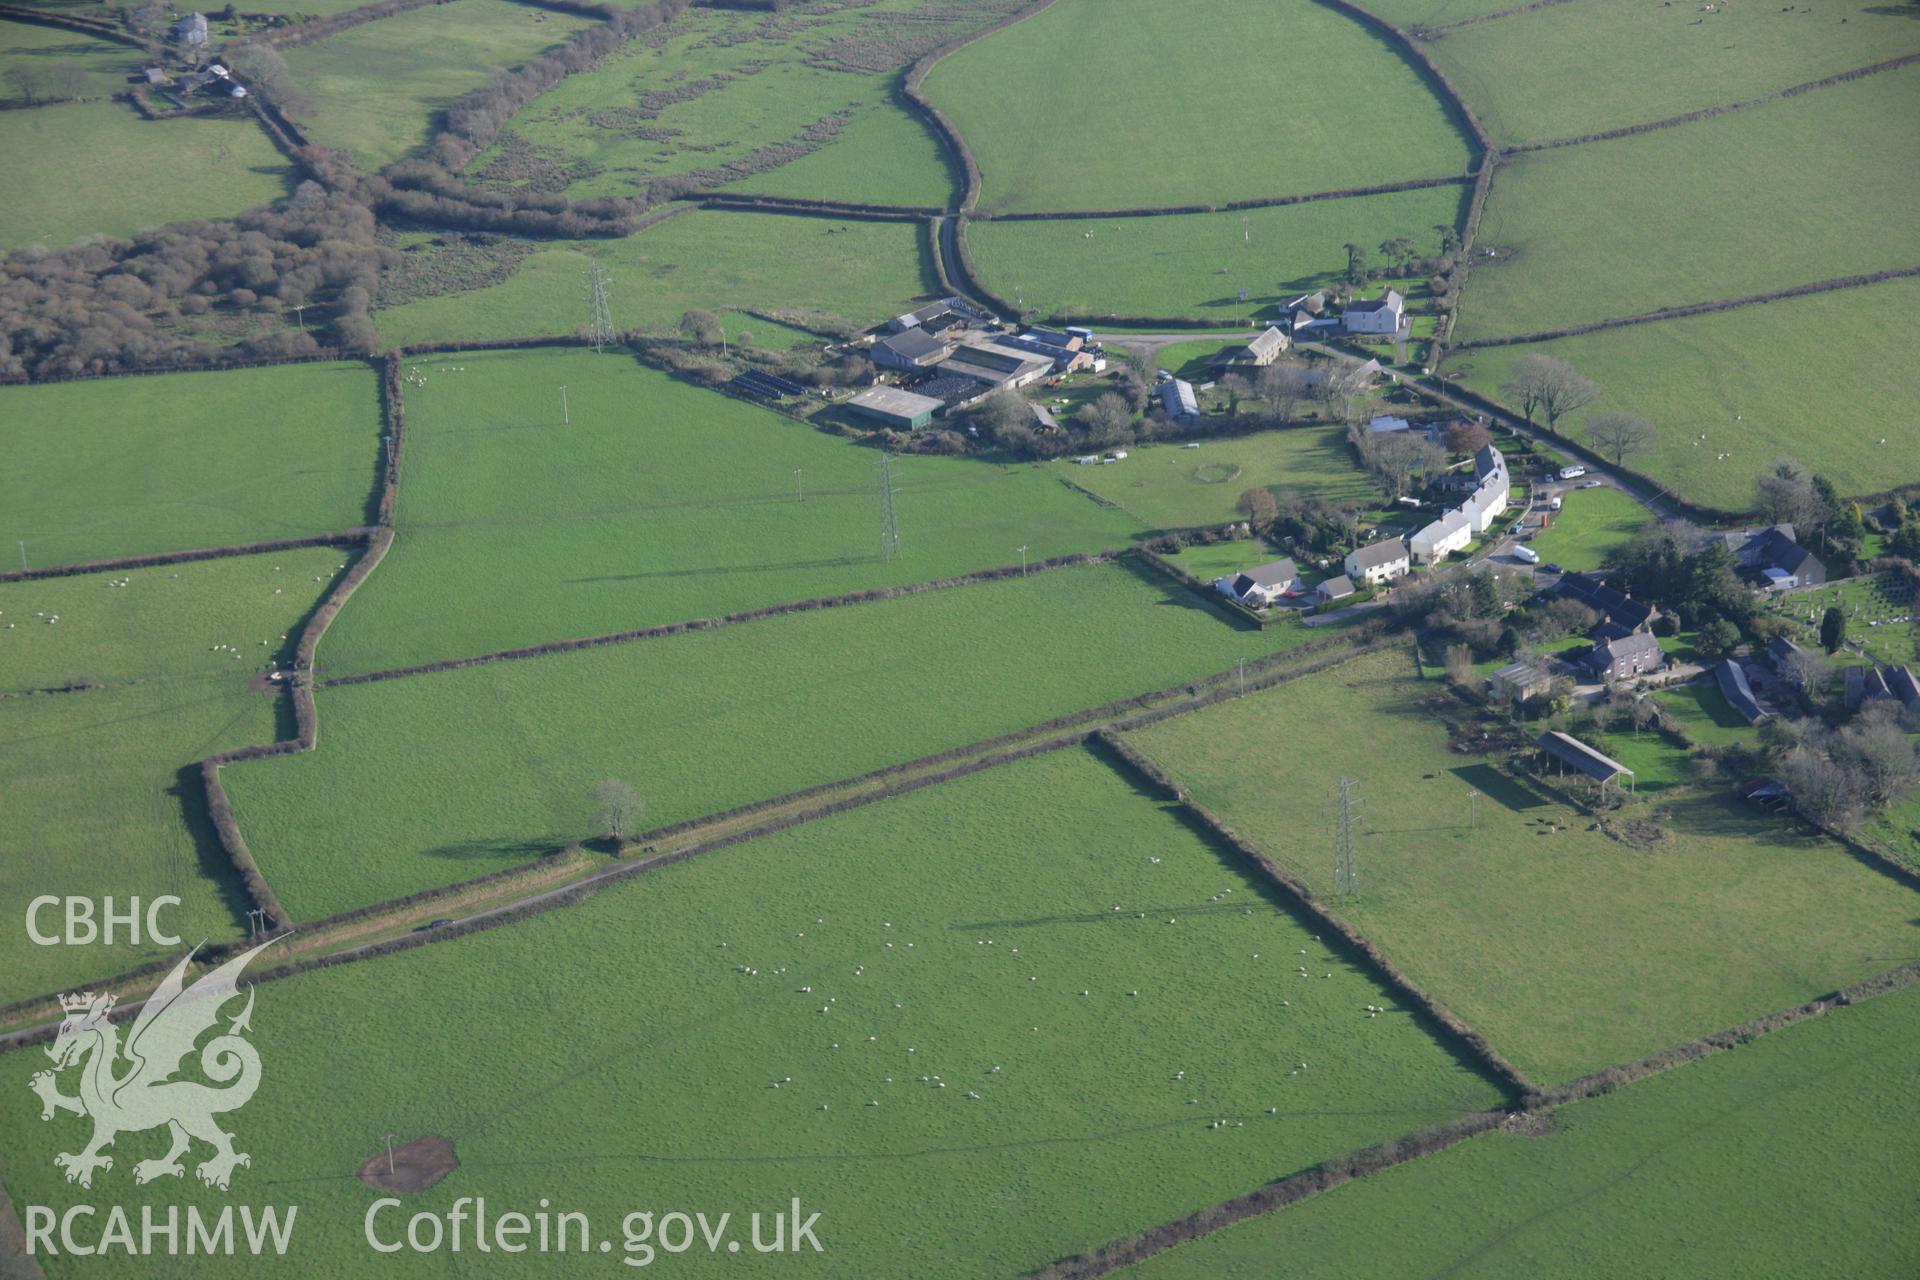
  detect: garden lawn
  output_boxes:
[923,0,1471,213]
[227,560,1332,916]
[1053,427,1375,531]
[1169,538,1287,585]
[1525,486,1651,571]
[1120,980,1920,1280]
[0,100,294,251]
[1444,276,1920,509]
[317,350,1142,674]
[968,188,1468,321]
[0,747,1503,1277]
[0,18,134,106]
[374,209,934,348]
[1127,647,1920,1082]
[1427,0,1920,147]
[1654,681,1763,751]
[1456,67,1920,340]
[0,552,347,1006]
[0,362,381,566]
[282,0,596,170]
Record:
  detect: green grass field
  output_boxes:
[317,349,1141,674]
[466,0,974,205]
[0,747,1502,1277]
[0,100,294,251]
[1653,681,1762,752]
[0,549,347,1005]
[1445,275,1920,509]
[1358,0,1533,25]
[1456,67,1920,340]
[1128,647,1920,1082]
[0,362,380,566]
[924,0,1471,214]
[968,186,1468,320]
[375,210,935,349]
[0,18,134,106]
[1120,980,1920,1279]
[228,560,1328,916]
[1427,0,1920,147]
[1525,486,1650,571]
[1168,538,1286,584]
[1053,427,1375,531]
[283,0,596,170]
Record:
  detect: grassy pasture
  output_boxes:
[924,0,1471,214]
[0,99,294,251]
[0,18,133,105]
[318,350,1141,674]
[0,550,347,1006]
[283,0,596,170]
[967,186,1467,321]
[1128,647,1920,1082]
[1457,67,1920,339]
[1428,0,1920,147]
[1445,275,1920,509]
[374,210,935,349]
[1053,426,1375,531]
[0,748,1502,1277]
[1121,980,1920,1280]
[723,97,955,207]
[227,560,1328,916]
[1524,486,1650,571]
[0,362,381,567]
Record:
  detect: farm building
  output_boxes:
[887,296,988,334]
[1713,658,1770,725]
[1343,289,1404,336]
[1209,326,1290,371]
[1214,558,1300,608]
[998,331,1094,372]
[1584,630,1664,683]
[1537,731,1635,794]
[1552,571,1658,635]
[872,328,954,373]
[1845,663,1920,712]
[1345,538,1409,586]
[1314,574,1355,604]
[1159,378,1200,424]
[172,11,209,45]
[939,342,1052,390]
[910,372,995,411]
[1489,659,1554,704]
[1704,525,1827,590]
[847,386,943,431]
[1366,415,1413,434]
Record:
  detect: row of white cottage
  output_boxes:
[1408,444,1509,565]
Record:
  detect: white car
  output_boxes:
[1558,465,1588,481]
[1581,479,1604,489]
[1512,545,1540,565]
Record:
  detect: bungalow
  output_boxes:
[1490,659,1554,704]
[938,342,1052,390]
[1713,658,1769,725]
[1209,326,1290,371]
[1158,378,1200,424]
[846,386,943,431]
[1345,538,1409,586]
[1536,731,1635,793]
[1585,629,1664,682]
[1314,574,1356,604]
[1215,558,1301,608]
[871,327,953,373]
[1342,289,1404,336]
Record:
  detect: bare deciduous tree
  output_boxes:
[5,65,42,106]
[1256,361,1309,421]
[1585,412,1657,466]
[1753,457,1830,532]
[590,779,645,842]
[1500,354,1599,434]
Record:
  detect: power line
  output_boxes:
[878,452,902,563]
[1330,777,1360,902]
[583,261,614,354]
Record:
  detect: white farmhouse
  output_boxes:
[1409,509,1471,564]
[1344,538,1409,586]
[1342,289,1404,336]
[1410,444,1508,564]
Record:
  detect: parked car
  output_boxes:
[1558,465,1588,481]
[1512,545,1540,565]
[1581,479,1604,489]
[1549,496,1563,511]
[1543,562,1563,574]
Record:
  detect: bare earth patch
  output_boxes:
[357,1135,458,1194]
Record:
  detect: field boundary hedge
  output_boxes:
[1411,0,1575,36]
[0,529,371,584]
[696,193,939,221]
[323,551,1115,687]
[1096,719,1535,1097]
[976,174,1473,222]
[0,3,151,49]
[0,349,350,388]
[259,0,444,49]
[1451,265,1920,350]
[1505,51,1920,154]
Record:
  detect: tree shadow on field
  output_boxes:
[1449,763,1549,813]
[170,765,255,933]
[1114,556,1262,631]
[418,836,561,863]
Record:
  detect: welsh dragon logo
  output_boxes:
[30,940,274,1191]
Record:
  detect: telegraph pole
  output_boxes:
[559,385,569,425]
[1467,788,1479,830]
[290,303,307,333]
[15,540,24,572]
[794,468,804,502]
[382,1132,398,1176]
[878,452,902,562]
[1017,544,1029,576]
[1237,657,1247,698]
